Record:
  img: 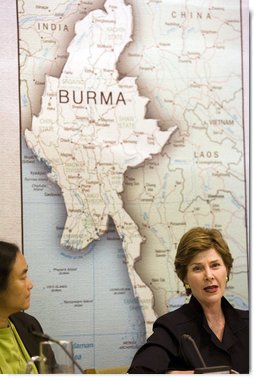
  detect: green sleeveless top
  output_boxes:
[0,320,38,374]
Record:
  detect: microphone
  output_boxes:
[181,334,206,368]
[31,330,84,373]
[181,334,231,374]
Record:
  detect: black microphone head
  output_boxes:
[182,334,193,342]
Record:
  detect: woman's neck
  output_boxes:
[200,297,222,316]
[202,302,225,341]
[0,317,9,329]
[0,309,10,328]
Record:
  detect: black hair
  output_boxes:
[0,241,19,291]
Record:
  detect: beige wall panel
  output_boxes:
[0,0,22,246]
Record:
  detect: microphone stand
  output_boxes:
[32,330,84,374]
[181,334,206,368]
[181,334,231,374]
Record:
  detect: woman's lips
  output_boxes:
[204,285,218,293]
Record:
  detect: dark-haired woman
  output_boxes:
[0,241,44,374]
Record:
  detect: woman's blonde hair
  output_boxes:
[174,227,233,295]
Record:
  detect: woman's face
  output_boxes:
[0,251,33,316]
[185,248,228,307]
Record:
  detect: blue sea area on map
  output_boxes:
[22,138,146,368]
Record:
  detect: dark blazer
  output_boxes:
[9,311,44,359]
[128,296,249,374]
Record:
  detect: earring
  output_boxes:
[184,283,190,289]
[226,276,229,281]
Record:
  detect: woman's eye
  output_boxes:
[193,266,202,272]
[211,262,221,268]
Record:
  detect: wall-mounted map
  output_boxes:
[18,0,249,370]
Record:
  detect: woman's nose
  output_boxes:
[28,277,33,289]
[204,268,214,280]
